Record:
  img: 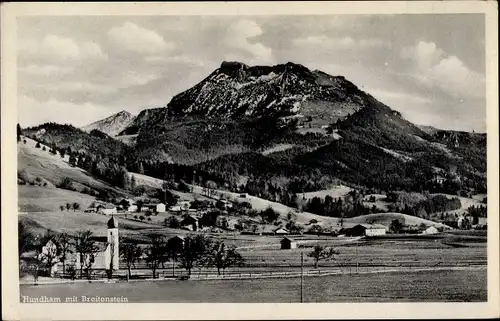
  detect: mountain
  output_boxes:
[81,110,135,137]
[119,61,379,136]
[25,61,486,198]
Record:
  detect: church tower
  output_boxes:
[106,216,119,271]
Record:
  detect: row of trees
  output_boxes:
[19,222,246,281]
[121,234,244,279]
[18,222,100,281]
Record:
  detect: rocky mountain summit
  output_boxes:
[81,110,135,137]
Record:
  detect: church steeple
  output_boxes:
[107,215,118,229]
[106,215,119,271]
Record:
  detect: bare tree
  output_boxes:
[145,233,166,279]
[308,245,338,269]
[178,235,212,276]
[74,230,102,279]
[57,232,73,275]
[205,240,244,275]
[120,242,142,281]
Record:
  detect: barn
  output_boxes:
[421,226,439,235]
[168,235,185,250]
[181,215,199,231]
[274,228,289,235]
[97,204,117,215]
[280,237,297,250]
[347,224,387,237]
[144,203,166,213]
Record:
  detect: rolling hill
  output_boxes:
[18,136,128,198]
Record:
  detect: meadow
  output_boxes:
[19,268,487,302]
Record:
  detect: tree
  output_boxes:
[65,203,71,211]
[74,230,102,279]
[60,205,65,211]
[145,233,167,279]
[178,235,212,276]
[35,142,41,148]
[57,232,73,275]
[164,216,180,229]
[307,245,338,268]
[42,146,46,151]
[17,124,22,142]
[72,202,80,211]
[130,175,137,190]
[58,177,73,190]
[136,200,144,212]
[60,149,65,159]
[120,242,142,281]
[69,154,77,166]
[18,221,34,259]
[205,241,244,275]
[389,219,403,234]
[165,237,184,276]
[260,207,280,223]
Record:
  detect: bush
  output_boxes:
[164,216,180,228]
[260,207,280,223]
[56,177,74,190]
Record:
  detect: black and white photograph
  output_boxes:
[2,1,499,320]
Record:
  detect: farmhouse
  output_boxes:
[217,199,233,210]
[421,226,439,235]
[181,215,199,231]
[347,224,387,237]
[280,237,297,250]
[168,235,185,250]
[143,203,166,213]
[178,201,191,210]
[274,228,289,235]
[97,204,117,215]
[20,239,60,276]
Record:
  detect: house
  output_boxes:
[143,203,166,213]
[180,215,198,231]
[20,239,61,276]
[168,235,185,251]
[434,175,446,184]
[216,199,233,210]
[97,204,117,215]
[347,224,387,237]
[178,201,191,211]
[365,224,388,236]
[280,237,297,250]
[421,226,439,235]
[274,228,289,235]
[169,205,182,212]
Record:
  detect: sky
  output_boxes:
[17,14,486,132]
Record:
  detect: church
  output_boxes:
[75,216,120,271]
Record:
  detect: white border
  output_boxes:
[2,1,499,320]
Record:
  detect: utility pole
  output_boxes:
[300,252,304,303]
[356,240,359,273]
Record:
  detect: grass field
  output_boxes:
[18,186,97,212]
[18,137,127,197]
[19,269,486,302]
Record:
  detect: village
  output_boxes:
[19,185,487,285]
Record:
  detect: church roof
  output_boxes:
[107,216,118,228]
